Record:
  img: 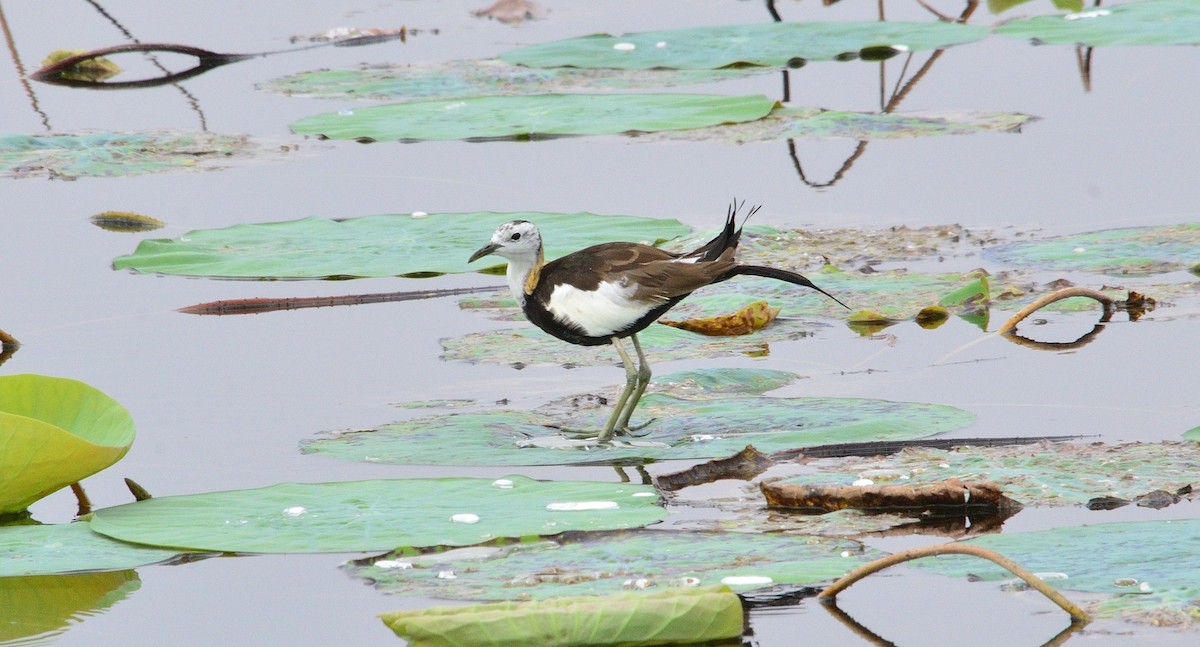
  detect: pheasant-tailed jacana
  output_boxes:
[468,202,848,442]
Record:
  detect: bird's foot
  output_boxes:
[555,418,657,440]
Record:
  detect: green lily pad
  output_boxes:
[0,374,136,515]
[644,107,1037,143]
[983,224,1200,276]
[87,476,663,553]
[0,522,183,576]
[260,59,767,101]
[1185,426,1200,440]
[499,21,988,69]
[996,0,1200,47]
[0,570,140,644]
[290,94,776,141]
[771,441,1200,506]
[379,585,744,646]
[0,131,254,180]
[112,212,689,279]
[351,529,884,601]
[301,369,974,466]
[912,519,1200,627]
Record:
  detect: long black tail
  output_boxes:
[728,264,851,310]
[684,199,760,262]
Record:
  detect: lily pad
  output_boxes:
[983,224,1200,276]
[0,374,136,515]
[770,441,1200,506]
[0,522,183,577]
[912,519,1200,627]
[112,212,689,279]
[379,585,744,647]
[260,59,767,101]
[301,369,975,466]
[290,94,776,141]
[499,21,988,69]
[0,570,140,644]
[351,529,884,601]
[87,476,663,553]
[996,0,1200,47]
[644,107,1037,143]
[0,131,254,180]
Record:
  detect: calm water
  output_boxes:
[2,1,1198,645]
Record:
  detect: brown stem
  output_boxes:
[70,482,93,517]
[817,543,1090,622]
[997,286,1114,334]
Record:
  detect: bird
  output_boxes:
[467,201,849,443]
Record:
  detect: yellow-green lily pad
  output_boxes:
[379,585,744,647]
[0,375,135,515]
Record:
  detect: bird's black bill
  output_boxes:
[468,242,500,263]
[732,265,852,310]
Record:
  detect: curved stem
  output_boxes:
[998,286,1114,334]
[817,543,1090,622]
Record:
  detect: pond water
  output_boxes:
[2,0,1199,645]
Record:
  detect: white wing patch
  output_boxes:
[547,281,654,337]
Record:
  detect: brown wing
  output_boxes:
[540,242,677,291]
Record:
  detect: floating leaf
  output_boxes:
[770,441,1200,506]
[1185,426,1200,441]
[644,108,1037,143]
[0,131,255,180]
[354,529,883,601]
[983,223,1200,276]
[260,60,765,101]
[40,49,122,82]
[996,0,1200,47]
[912,519,1200,627]
[659,300,779,336]
[0,523,182,577]
[379,585,742,646]
[112,212,689,279]
[290,93,776,141]
[499,21,988,69]
[88,211,166,233]
[302,369,974,466]
[88,476,662,553]
[0,570,140,644]
[0,374,136,515]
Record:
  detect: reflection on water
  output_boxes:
[0,571,140,646]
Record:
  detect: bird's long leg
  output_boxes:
[596,336,639,442]
[614,333,653,434]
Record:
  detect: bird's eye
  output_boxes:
[510,232,522,241]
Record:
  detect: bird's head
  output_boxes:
[468,220,543,264]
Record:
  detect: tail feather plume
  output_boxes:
[729,264,850,310]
